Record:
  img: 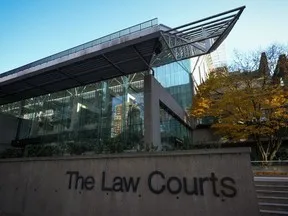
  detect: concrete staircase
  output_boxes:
[255,177,288,215]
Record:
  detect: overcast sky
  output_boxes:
[0,0,287,73]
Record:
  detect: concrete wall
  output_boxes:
[0,113,19,152]
[144,75,191,148]
[193,128,221,144]
[0,113,31,151]
[0,113,18,145]
[0,148,259,216]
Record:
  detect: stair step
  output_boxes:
[256,185,288,191]
[258,196,288,204]
[259,203,288,211]
[256,182,288,186]
[260,209,288,215]
[257,190,288,197]
[254,177,288,186]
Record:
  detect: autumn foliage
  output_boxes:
[190,53,288,162]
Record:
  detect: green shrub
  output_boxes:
[67,142,95,155]
[0,148,23,159]
[25,144,61,157]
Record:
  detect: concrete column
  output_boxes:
[121,76,129,141]
[144,74,193,151]
[70,95,80,131]
[144,75,161,150]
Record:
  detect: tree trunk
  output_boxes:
[268,140,282,161]
[257,139,283,166]
[256,141,269,166]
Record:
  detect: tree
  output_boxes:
[190,53,288,163]
[230,43,288,74]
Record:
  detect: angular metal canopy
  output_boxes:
[0,6,245,105]
[151,6,245,67]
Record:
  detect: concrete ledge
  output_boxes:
[0,147,250,163]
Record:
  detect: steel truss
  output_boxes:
[153,6,245,66]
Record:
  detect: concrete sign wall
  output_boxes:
[0,148,259,216]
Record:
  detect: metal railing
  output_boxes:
[252,160,288,166]
[0,18,158,78]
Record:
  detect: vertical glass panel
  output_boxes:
[130,25,141,33]
[0,101,21,117]
[0,71,148,158]
[154,59,193,110]
[160,106,192,151]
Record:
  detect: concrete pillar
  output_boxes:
[144,75,161,150]
[144,74,193,151]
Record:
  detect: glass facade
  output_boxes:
[0,73,146,156]
[0,60,193,157]
[160,106,192,151]
[153,59,193,147]
[154,60,193,110]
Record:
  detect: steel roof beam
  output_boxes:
[164,6,245,33]
[166,32,222,50]
[181,27,226,41]
[171,14,235,36]
[161,31,207,53]
[163,6,245,56]
[182,28,226,40]
[132,45,155,73]
[57,69,85,86]
[101,54,126,76]
[24,82,52,94]
[208,15,239,53]
[177,19,232,38]
[159,6,246,64]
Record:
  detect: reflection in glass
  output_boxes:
[154,60,193,110]
[160,106,192,151]
[0,72,146,156]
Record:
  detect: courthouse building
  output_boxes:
[0,7,245,155]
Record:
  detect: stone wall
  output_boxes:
[193,128,221,144]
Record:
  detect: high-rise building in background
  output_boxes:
[210,42,227,68]
[190,42,227,90]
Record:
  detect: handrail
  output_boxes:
[0,18,158,78]
[251,160,288,166]
[251,160,288,163]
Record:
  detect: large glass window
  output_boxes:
[0,59,194,158]
[160,105,192,151]
[0,72,146,157]
[154,59,193,110]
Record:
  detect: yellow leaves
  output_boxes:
[190,69,288,140]
[212,123,249,140]
[190,96,211,117]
